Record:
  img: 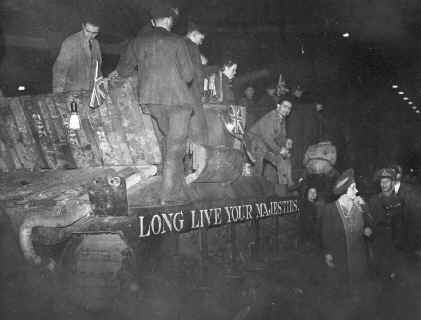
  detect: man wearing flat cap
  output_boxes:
[117,3,195,204]
[368,168,406,279]
[321,168,371,287]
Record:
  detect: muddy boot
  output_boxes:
[161,157,185,205]
[160,162,191,205]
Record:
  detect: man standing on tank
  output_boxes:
[116,4,195,205]
[184,21,208,146]
[52,15,102,93]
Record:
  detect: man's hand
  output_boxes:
[279,147,289,157]
[325,254,335,268]
[316,103,324,112]
[354,196,366,206]
[285,138,293,150]
[200,54,208,66]
[108,70,120,81]
[363,227,373,237]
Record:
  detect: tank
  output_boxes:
[0,76,299,311]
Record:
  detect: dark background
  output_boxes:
[1,0,421,177]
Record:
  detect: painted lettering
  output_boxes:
[161,213,174,234]
[173,211,184,232]
[245,204,253,220]
[214,207,222,225]
[150,214,162,235]
[139,216,150,238]
[200,209,211,227]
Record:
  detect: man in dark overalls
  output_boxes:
[117,4,195,204]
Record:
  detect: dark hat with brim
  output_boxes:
[333,168,355,196]
[150,4,178,19]
[374,168,396,182]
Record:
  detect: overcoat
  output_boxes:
[396,182,421,250]
[321,201,369,283]
[368,193,406,275]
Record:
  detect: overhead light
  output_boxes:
[17,85,26,92]
[408,101,413,105]
[403,97,409,100]
[416,110,420,114]
[412,106,417,110]
[392,85,398,89]
[342,32,350,38]
[398,91,404,95]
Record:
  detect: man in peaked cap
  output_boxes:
[368,168,406,279]
[117,3,195,205]
[375,168,396,195]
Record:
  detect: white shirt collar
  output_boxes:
[394,181,401,194]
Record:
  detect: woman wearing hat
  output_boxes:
[321,168,372,287]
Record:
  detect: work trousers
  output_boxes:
[144,104,192,203]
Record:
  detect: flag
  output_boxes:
[89,60,108,109]
[223,105,246,138]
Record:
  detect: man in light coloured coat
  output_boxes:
[52,16,102,93]
[247,99,294,191]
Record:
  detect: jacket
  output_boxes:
[117,27,195,107]
[247,109,287,155]
[184,38,204,103]
[52,31,102,93]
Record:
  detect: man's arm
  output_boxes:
[176,38,194,84]
[259,116,282,153]
[52,40,72,93]
[116,39,138,78]
[261,135,282,154]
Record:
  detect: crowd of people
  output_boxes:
[51,2,329,201]
[50,2,420,296]
[299,164,421,296]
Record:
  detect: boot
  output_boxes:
[160,159,191,206]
